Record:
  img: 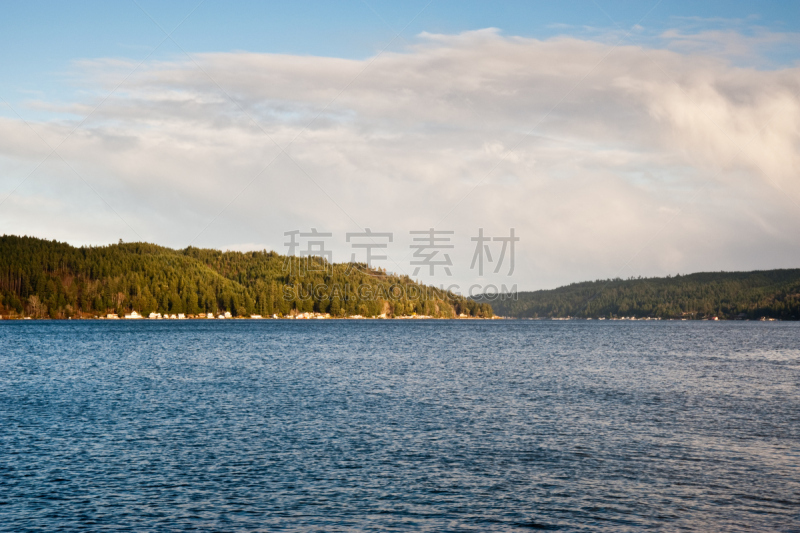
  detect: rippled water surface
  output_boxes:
[1,320,799,531]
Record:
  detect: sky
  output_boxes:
[1,0,800,292]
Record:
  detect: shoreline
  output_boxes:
[0,315,783,321]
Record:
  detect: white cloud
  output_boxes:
[1,29,799,290]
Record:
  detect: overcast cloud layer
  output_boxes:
[2,29,800,290]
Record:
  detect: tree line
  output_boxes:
[478,271,800,320]
[0,235,493,319]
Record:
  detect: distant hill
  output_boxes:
[474,270,800,320]
[0,235,493,319]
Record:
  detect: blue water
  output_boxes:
[1,321,798,531]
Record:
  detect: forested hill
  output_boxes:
[0,235,493,319]
[476,270,800,320]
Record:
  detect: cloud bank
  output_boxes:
[2,29,799,289]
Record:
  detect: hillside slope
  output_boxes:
[476,270,800,320]
[0,235,493,319]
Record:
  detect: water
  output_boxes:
[1,320,798,532]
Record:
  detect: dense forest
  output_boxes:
[0,235,493,319]
[478,270,800,320]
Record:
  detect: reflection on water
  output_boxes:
[1,321,798,531]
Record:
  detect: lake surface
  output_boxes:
[1,320,798,531]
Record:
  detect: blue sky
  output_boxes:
[2,1,800,290]
[2,0,799,105]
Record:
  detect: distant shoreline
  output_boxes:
[1,315,784,322]
[477,269,800,321]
